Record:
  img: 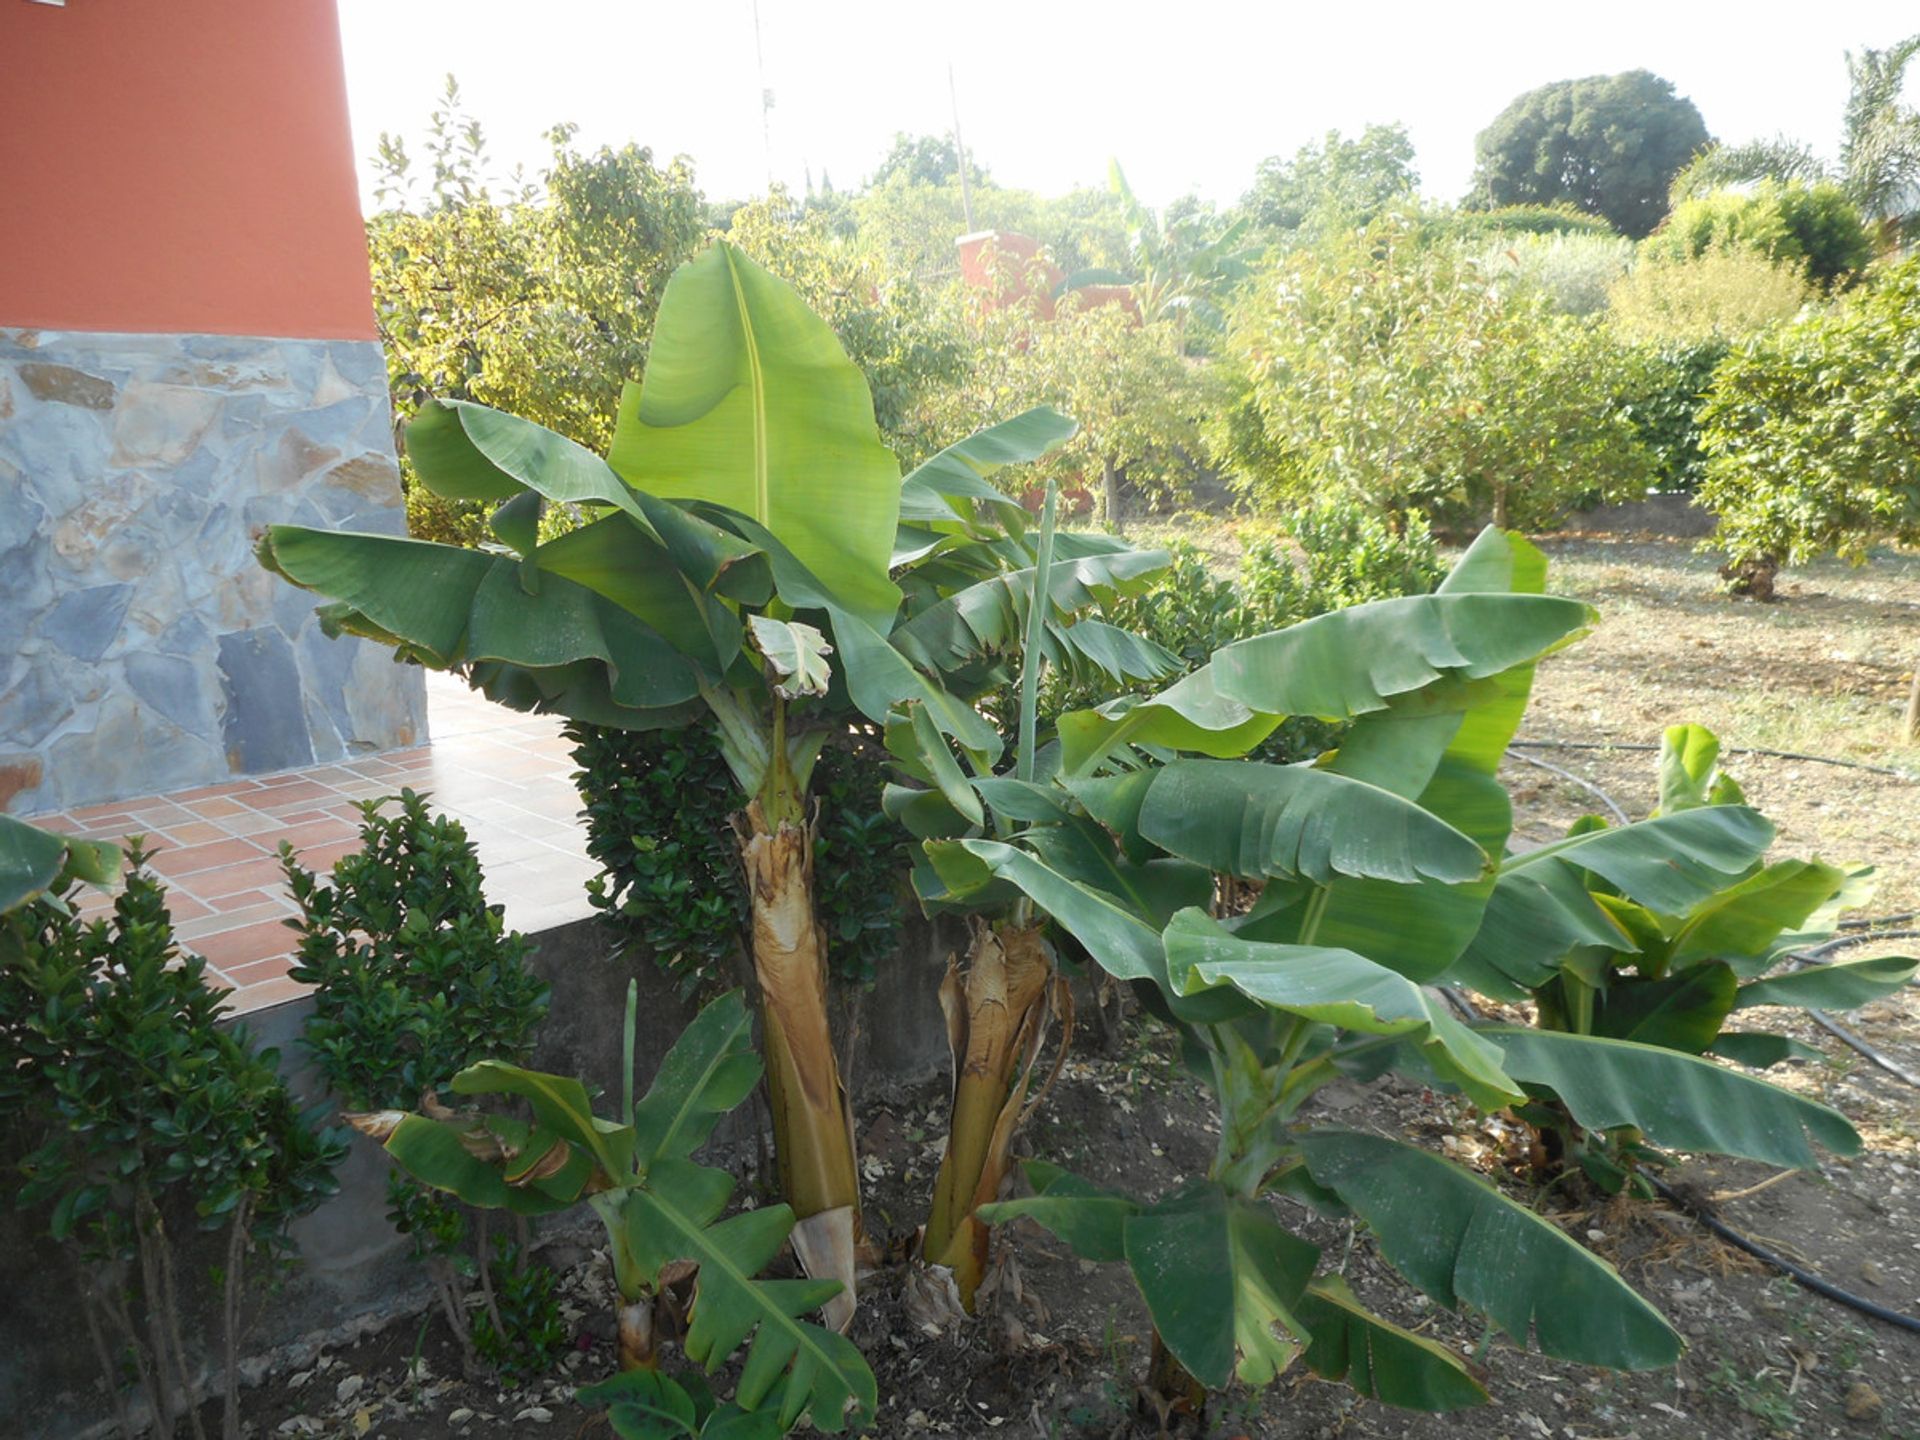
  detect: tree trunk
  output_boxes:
[1103,457,1123,534]
[1720,552,1779,601]
[739,800,862,1332]
[1904,661,1919,743]
[1491,480,1509,531]
[922,921,1065,1310]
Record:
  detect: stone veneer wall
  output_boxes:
[0,330,427,813]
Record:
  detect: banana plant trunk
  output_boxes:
[739,799,862,1332]
[923,919,1065,1310]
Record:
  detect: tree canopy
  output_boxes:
[1470,71,1710,239]
[1242,123,1419,234]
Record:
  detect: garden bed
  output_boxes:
[205,1008,1919,1439]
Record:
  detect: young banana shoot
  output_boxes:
[922,919,1069,1308]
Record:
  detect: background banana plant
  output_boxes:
[925,531,1874,1414]
[884,479,1180,1313]
[1447,722,1917,1187]
[354,986,876,1434]
[258,240,1166,1327]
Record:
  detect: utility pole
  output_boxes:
[949,63,975,231]
[752,0,775,189]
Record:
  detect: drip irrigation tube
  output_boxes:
[1781,932,1920,1089]
[1646,1174,1920,1336]
[1511,738,1920,783]
[1507,750,1630,824]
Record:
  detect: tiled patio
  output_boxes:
[32,672,597,1016]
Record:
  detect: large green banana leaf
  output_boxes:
[1123,1181,1319,1389]
[629,987,764,1166]
[1733,954,1917,1010]
[1587,963,1738,1051]
[0,814,118,915]
[1057,663,1283,776]
[608,242,903,631]
[896,406,1076,535]
[1451,806,1777,999]
[1294,1276,1487,1411]
[978,1161,1136,1262]
[1231,530,1565,982]
[626,1180,875,1432]
[1162,911,1520,1111]
[1211,592,1594,720]
[1298,1130,1680,1370]
[891,550,1174,675]
[1666,859,1849,974]
[1134,759,1488,886]
[1479,1026,1860,1167]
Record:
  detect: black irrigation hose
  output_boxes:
[1506,750,1631,825]
[1645,1174,1920,1336]
[1511,737,1920,783]
[1781,932,1920,1089]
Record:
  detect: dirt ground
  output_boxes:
[212,533,1920,1440]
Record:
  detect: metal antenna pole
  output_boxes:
[949,63,975,231]
[752,0,774,189]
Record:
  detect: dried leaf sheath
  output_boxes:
[740,801,862,1331]
[923,920,1068,1309]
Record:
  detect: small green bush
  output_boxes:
[1,844,344,1438]
[1616,340,1729,491]
[569,726,905,991]
[1644,181,1873,290]
[284,790,556,1378]
[1608,245,1814,346]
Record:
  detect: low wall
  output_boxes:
[0,910,959,1437]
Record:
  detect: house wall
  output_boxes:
[0,0,424,812]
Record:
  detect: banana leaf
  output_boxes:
[1479,1026,1860,1167]
[608,242,903,632]
[1298,1129,1680,1370]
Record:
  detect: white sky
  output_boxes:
[337,1,1917,215]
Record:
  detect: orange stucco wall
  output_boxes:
[0,0,376,339]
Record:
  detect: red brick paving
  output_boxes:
[12,673,596,1017]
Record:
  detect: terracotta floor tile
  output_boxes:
[173,780,263,802]
[190,920,300,972]
[242,781,340,812]
[219,810,290,837]
[73,796,151,822]
[207,888,280,913]
[147,837,269,878]
[223,974,311,1014]
[185,796,249,819]
[192,855,297,900]
[159,819,228,847]
[275,816,361,851]
[177,900,298,941]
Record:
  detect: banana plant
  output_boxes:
[883,480,1167,1313]
[258,241,1161,1326]
[1447,723,1917,1187]
[352,986,876,1434]
[934,531,1868,1415]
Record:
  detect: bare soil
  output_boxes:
[210,533,1920,1440]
